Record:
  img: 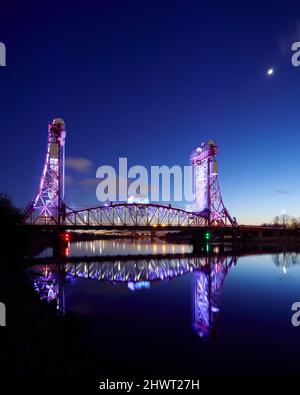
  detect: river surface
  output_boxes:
[29,239,300,376]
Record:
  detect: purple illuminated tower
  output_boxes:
[190,140,236,226]
[23,118,66,224]
[192,256,236,338]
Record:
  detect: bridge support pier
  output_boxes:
[52,231,70,259]
[150,229,157,242]
[192,242,204,254]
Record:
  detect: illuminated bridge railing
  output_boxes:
[32,255,236,337]
[65,258,203,282]
[64,255,233,283]
[65,203,206,227]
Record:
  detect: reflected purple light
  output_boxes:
[128,281,150,291]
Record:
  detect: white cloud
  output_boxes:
[66,157,93,173]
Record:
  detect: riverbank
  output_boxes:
[0,258,99,375]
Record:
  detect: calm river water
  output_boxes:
[29,239,300,376]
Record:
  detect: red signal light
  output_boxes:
[61,232,71,242]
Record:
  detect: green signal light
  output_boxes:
[204,231,212,240]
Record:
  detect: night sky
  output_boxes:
[1,0,300,224]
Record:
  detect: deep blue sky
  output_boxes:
[0,0,300,224]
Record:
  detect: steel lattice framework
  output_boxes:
[23,118,66,225]
[22,118,237,227]
[31,254,235,328]
[65,203,206,227]
[65,256,209,282]
[32,264,66,315]
[193,255,236,338]
[191,140,236,226]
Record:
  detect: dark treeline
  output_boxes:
[261,214,300,228]
[0,192,23,267]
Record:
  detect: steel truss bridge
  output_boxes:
[22,118,237,228]
[64,255,234,283]
[64,203,207,228]
[31,254,236,337]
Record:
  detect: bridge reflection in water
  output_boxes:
[31,254,237,338]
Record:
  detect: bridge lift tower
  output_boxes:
[23,118,66,225]
[191,140,236,226]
